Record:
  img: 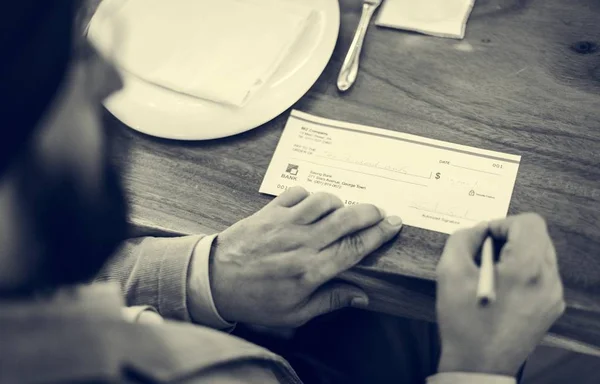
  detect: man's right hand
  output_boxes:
[436,213,566,377]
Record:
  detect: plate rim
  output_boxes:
[98,0,341,141]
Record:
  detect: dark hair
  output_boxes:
[0,1,75,177]
[1,1,129,293]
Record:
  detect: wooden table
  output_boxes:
[108,0,600,355]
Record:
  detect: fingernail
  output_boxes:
[386,216,403,227]
[351,296,369,308]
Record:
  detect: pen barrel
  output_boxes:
[476,237,496,305]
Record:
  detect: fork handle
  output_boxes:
[337,3,379,92]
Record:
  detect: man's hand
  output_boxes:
[203,186,403,327]
[436,213,565,377]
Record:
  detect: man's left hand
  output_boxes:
[193,186,403,327]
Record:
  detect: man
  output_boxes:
[0,2,566,383]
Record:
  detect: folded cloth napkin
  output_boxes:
[376,0,475,39]
[88,0,314,107]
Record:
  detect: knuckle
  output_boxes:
[260,217,281,234]
[496,260,512,276]
[314,191,332,203]
[522,212,548,231]
[526,273,542,286]
[364,204,382,219]
[280,186,309,203]
[314,192,341,212]
[330,194,344,208]
[278,228,308,250]
[290,185,308,195]
[509,260,536,283]
[374,221,390,240]
[311,191,328,202]
[338,206,360,224]
[343,234,366,256]
[299,229,319,247]
[313,191,329,199]
[300,266,322,286]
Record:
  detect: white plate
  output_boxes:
[91,0,340,140]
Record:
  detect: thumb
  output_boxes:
[299,282,369,321]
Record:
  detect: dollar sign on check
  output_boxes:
[435,172,441,180]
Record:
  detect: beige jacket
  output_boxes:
[0,235,515,383]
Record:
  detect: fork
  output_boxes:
[337,0,383,92]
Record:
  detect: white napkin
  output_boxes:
[88,0,314,107]
[376,0,475,39]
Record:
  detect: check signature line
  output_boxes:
[451,164,500,176]
[409,206,477,222]
[290,158,428,187]
[314,155,432,180]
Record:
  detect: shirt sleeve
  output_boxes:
[427,373,517,384]
[96,235,202,321]
[96,235,231,329]
[187,234,236,330]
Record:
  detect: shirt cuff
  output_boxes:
[427,373,517,384]
[121,306,164,324]
[106,235,205,322]
[187,234,236,330]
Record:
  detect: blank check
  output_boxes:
[260,110,521,234]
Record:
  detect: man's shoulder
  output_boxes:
[1,314,282,384]
[111,319,282,382]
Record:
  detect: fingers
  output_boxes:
[487,214,563,306]
[488,213,547,243]
[448,222,490,256]
[267,186,310,208]
[490,213,556,276]
[437,222,489,278]
[295,282,369,325]
[304,216,402,286]
[288,191,345,224]
[312,203,387,248]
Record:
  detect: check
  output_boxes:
[260,110,521,234]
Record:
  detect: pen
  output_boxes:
[476,236,496,306]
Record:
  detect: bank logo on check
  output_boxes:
[286,164,299,175]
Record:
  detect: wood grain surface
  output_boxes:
[106,0,600,353]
